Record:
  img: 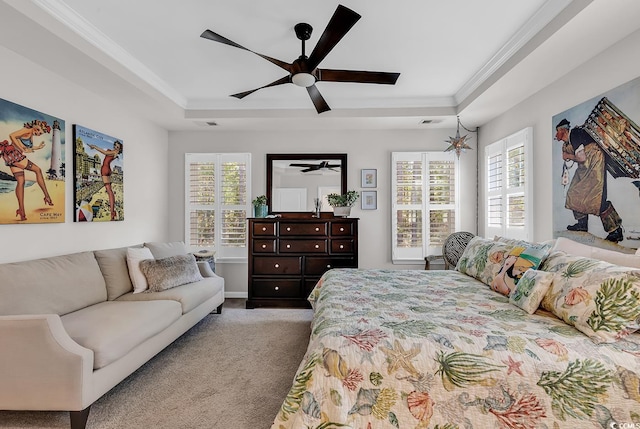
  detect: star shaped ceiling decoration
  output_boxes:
[445,116,473,158]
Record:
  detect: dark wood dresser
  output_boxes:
[247,216,358,308]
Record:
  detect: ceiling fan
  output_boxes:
[290,160,341,172]
[200,4,400,114]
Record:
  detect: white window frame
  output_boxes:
[485,127,533,241]
[391,151,460,264]
[184,153,251,262]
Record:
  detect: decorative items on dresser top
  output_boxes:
[247,214,358,308]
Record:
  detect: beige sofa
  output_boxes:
[0,242,224,429]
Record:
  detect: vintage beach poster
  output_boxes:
[0,98,65,224]
[73,125,123,222]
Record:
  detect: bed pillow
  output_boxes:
[126,247,155,294]
[552,237,640,268]
[140,254,203,293]
[456,236,516,287]
[509,269,554,314]
[488,242,552,296]
[540,251,640,343]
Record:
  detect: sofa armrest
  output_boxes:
[197,260,221,278]
[0,314,94,411]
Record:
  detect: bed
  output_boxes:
[270,239,640,429]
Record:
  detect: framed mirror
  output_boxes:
[267,153,347,213]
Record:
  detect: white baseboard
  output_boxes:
[225,292,248,299]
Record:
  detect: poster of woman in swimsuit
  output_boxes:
[73,125,124,222]
[0,97,65,224]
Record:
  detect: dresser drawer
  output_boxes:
[252,280,301,298]
[305,257,356,275]
[331,239,354,253]
[253,222,276,236]
[280,239,327,253]
[331,223,353,236]
[253,256,301,275]
[253,239,276,253]
[280,222,327,236]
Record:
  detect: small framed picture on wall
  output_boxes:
[361,191,377,210]
[361,169,377,188]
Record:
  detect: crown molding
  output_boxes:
[28,0,187,108]
[455,0,573,105]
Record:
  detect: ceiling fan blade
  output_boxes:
[230,76,291,99]
[306,5,361,71]
[200,29,292,72]
[317,69,400,85]
[306,85,331,113]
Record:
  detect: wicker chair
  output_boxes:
[442,231,475,269]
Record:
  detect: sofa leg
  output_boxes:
[70,406,91,429]
[215,303,223,314]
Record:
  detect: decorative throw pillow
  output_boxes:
[144,241,188,259]
[456,236,516,287]
[140,254,203,293]
[489,242,552,296]
[552,236,640,268]
[540,251,640,343]
[126,247,155,294]
[509,269,554,314]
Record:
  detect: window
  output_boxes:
[391,152,459,263]
[185,153,251,261]
[485,127,532,241]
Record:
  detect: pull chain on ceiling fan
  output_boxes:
[200,4,400,114]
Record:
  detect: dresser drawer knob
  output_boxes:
[286,227,291,231]
[340,227,345,232]
[314,244,319,249]
[340,244,344,249]
[326,264,331,268]
[286,244,291,248]
[274,263,280,268]
[274,286,279,291]
[262,244,267,249]
[315,227,320,231]
[262,227,267,231]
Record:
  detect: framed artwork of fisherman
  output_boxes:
[0,98,65,224]
[552,77,640,251]
[73,125,124,222]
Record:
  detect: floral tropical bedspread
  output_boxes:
[271,269,640,429]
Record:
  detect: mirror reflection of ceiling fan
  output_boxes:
[290,161,341,173]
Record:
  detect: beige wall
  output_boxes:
[168,128,478,296]
[0,46,170,263]
[477,28,640,244]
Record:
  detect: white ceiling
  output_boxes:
[1,0,640,130]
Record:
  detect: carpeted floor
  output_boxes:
[0,299,313,429]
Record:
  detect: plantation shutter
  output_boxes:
[392,152,459,263]
[185,153,251,260]
[485,128,532,240]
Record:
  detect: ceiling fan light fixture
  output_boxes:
[292,73,316,88]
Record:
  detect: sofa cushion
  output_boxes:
[144,241,188,259]
[540,251,640,343]
[126,247,155,293]
[116,276,223,314]
[61,300,182,369]
[0,251,106,316]
[140,254,203,292]
[94,245,143,300]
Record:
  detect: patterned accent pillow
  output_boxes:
[456,236,516,287]
[139,254,203,293]
[509,269,554,314]
[540,251,640,343]
[489,242,552,296]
